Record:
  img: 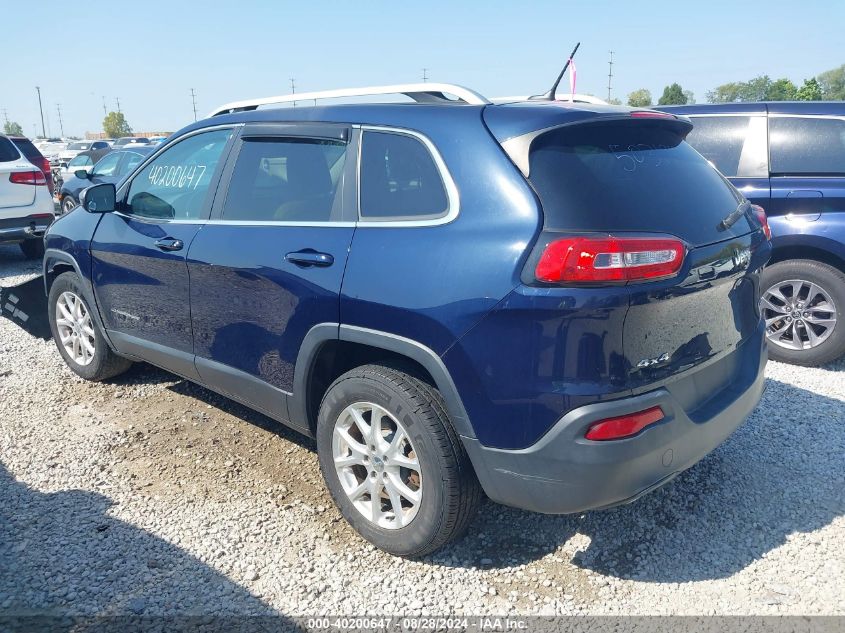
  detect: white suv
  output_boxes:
[0,135,55,258]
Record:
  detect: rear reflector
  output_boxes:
[535,236,685,283]
[584,406,665,441]
[10,170,47,186]
[751,204,771,240]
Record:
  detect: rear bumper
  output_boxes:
[462,323,767,514]
[0,220,53,243]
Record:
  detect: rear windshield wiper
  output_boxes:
[718,201,750,232]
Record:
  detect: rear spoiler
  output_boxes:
[498,112,692,178]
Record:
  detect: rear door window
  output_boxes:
[528,121,749,246]
[222,137,347,222]
[770,116,845,175]
[0,137,20,162]
[685,116,768,177]
[359,131,448,220]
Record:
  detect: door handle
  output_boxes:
[285,249,334,267]
[154,238,184,251]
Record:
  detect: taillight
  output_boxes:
[10,170,47,186]
[584,406,665,441]
[751,204,771,240]
[535,236,685,284]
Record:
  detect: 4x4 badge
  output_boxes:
[637,352,670,368]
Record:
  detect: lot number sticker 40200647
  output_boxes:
[147,164,207,190]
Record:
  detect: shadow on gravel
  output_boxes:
[0,461,299,627]
[429,378,844,582]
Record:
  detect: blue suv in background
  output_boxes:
[41,84,770,555]
[658,102,845,366]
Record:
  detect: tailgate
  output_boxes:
[624,229,769,391]
[0,162,37,210]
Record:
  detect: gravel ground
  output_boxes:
[0,242,843,617]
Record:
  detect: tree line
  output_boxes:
[624,62,845,107]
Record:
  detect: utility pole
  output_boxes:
[2,109,8,125]
[102,96,108,117]
[422,68,429,82]
[290,78,296,108]
[607,51,614,102]
[56,104,65,137]
[35,86,46,138]
[190,88,198,121]
[115,97,121,113]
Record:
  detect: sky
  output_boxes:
[2,0,842,137]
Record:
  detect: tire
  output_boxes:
[317,364,482,557]
[19,239,44,260]
[61,195,77,215]
[760,259,845,366]
[48,272,133,381]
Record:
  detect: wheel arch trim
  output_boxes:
[291,323,475,439]
[43,248,116,351]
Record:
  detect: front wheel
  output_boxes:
[316,364,482,556]
[48,272,133,381]
[61,195,78,215]
[760,259,845,366]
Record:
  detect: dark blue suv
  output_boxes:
[658,102,845,366]
[41,84,770,555]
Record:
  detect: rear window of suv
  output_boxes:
[528,122,748,245]
[0,137,20,162]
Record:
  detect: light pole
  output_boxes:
[35,86,46,138]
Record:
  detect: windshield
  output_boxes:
[68,154,93,168]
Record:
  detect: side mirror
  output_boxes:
[80,183,116,214]
[74,169,89,180]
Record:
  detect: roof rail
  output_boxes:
[207,83,490,118]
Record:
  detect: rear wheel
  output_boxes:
[48,272,133,381]
[19,239,44,260]
[760,259,845,366]
[316,364,482,556]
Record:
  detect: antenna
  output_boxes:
[533,42,580,101]
[607,50,614,101]
[190,88,198,121]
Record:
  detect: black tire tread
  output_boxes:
[320,363,482,556]
[49,272,133,381]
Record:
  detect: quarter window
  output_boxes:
[359,131,448,220]
[685,116,767,177]
[222,137,346,222]
[770,116,845,175]
[125,129,231,220]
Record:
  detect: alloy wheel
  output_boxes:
[55,291,96,366]
[761,278,837,351]
[332,401,422,529]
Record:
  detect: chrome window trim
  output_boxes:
[768,113,845,121]
[205,219,356,228]
[356,125,460,228]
